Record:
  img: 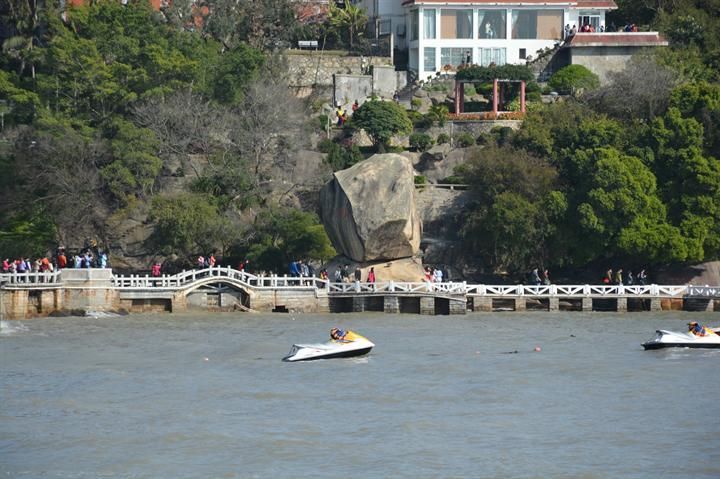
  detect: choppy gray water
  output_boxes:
[2,312,719,478]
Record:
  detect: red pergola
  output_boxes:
[453,78,526,117]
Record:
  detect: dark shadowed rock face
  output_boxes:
[320,153,422,262]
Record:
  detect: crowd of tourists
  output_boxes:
[2,247,108,277]
[564,22,638,38]
[602,268,648,286]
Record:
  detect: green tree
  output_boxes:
[548,65,600,96]
[150,193,226,256]
[327,0,368,49]
[101,118,162,204]
[669,81,720,158]
[647,107,720,258]
[351,99,412,149]
[571,147,691,263]
[238,208,336,273]
[456,145,562,273]
[0,69,40,125]
[211,44,264,104]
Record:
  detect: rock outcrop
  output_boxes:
[320,153,422,262]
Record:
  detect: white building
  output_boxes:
[399,0,617,77]
[356,0,409,49]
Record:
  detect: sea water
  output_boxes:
[2,312,719,478]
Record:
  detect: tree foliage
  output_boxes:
[351,100,412,148]
[234,208,336,273]
[548,65,600,95]
[455,64,534,82]
[327,0,368,49]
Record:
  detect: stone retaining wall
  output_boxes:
[287,52,393,89]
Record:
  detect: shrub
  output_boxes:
[414,113,434,129]
[463,84,477,96]
[548,65,600,95]
[455,132,476,147]
[414,175,427,185]
[541,84,553,94]
[317,138,336,153]
[428,104,449,127]
[351,99,413,148]
[409,132,435,152]
[437,132,451,144]
[490,126,514,146]
[456,64,534,82]
[411,98,423,110]
[318,114,329,130]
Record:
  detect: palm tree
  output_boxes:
[328,0,368,50]
[3,0,41,79]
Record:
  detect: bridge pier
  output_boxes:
[702,299,715,312]
[548,297,559,312]
[581,298,592,312]
[172,294,188,313]
[649,297,662,312]
[352,297,366,313]
[420,297,435,315]
[384,296,399,314]
[2,290,29,319]
[472,297,492,312]
[616,297,627,312]
[513,297,526,311]
[449,299,466,315]
[39,290,62,313]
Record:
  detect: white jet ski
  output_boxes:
[283,331,374,362]
[642,329,720,350]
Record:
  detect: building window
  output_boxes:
[410,10,419,41]
[579,14,601,31]
[511,10,563,39]
[479,48,506,66]
[519,48,526,59]
[424,47,436,72]
[441,9,473,39]
[440,48,472,68]
[378,19,391,36]
[423,9,436,39]
[409,48,419,72]
[478,10,506,39]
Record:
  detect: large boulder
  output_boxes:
[320,153,422,262]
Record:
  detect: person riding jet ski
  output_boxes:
[688,322,715,337]
[330,328,360,342]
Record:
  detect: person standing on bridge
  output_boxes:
[614,268,623,286]
[638,269,647,285]
[367,267,376,283]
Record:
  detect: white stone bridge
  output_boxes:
[1,267,718,319]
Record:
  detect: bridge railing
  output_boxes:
[465,284,688,297]
[328,281,468,294]
[0,271,62,287]
[109,267,694,297]
[112,267,330,290]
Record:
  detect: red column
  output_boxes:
[520,81,526,113]
[492,79,498,116]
